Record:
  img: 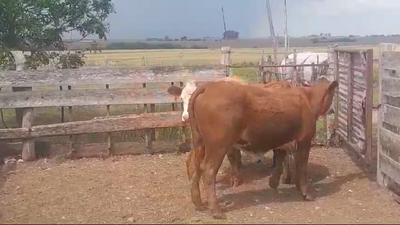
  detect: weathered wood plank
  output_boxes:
[0,66,226,87]
[382,94,400,108]
[381,76,400,95]
[380,127,400,163]
[381,51,400,76]
[0,88,182,108]
[379,152,400,185]
[0,111,185,140]
[383,104,400,128]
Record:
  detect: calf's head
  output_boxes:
[167,81,197,122]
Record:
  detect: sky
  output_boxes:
[100,0,400,40]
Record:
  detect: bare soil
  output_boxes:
[1,147,399,224]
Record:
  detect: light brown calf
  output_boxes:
[186,79,337,219]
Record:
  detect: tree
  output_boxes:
[0,0,115,69]
[223,30,239,40]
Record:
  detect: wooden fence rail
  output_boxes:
[0,62,228,160]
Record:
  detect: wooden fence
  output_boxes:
[332,48,374,165]
[377,43,400,195]
[0,61,229,160]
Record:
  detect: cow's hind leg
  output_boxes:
[269,149,287,189]
[295,141,314,201]
[226,146,242,187]
[186,147,206,211]
[201,146,228,219]
[282,151,296,184]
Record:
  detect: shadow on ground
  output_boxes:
[221,171,366,213]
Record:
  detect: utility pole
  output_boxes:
[265,0,279,81]
[221,6,227,39]
[283,0,289,52]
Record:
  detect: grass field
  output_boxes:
[84,46,381,67]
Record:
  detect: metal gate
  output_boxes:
[377,43,400,195]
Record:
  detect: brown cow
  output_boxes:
[186,79,337,219]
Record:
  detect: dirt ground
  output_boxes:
[0,146,399,224]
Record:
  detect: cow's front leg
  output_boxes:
[295,141,314,201]
[226,146,242,187]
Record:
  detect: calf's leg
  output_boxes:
[226,147,242,187]
[295,141,314,201]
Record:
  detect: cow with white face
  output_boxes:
[167,80,197,122]
[167,77,271,164]
[167,77,244,122]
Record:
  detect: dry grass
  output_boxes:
[84,46,381,67]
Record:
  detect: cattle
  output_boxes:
[279,52,329,84]
[167,78,293,166]
[167,77,272,164]
[186,78,338,219]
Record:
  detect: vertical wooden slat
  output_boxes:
[333,51,339,133]
[376,44,389,185]
[347,53,354,143]
[364,49,374,165]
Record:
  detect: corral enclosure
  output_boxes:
[2,45,400,224]
[0,46,376,165]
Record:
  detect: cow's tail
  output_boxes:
[188,84,206,150]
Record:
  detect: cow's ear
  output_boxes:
[167,86,183,97]
[328,81,338,93]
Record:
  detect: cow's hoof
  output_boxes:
[230,176,242,187]
[194,204,207,211]
[303,194,315,201]
[269,176,280,189]
[212,211,227,219]
[282,177,294,184]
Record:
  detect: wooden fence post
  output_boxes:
[221,46,232,77]
[142,82,153,152]
[179,51,184,67]
[292,49,298,84]
[106,84,113,156]
[11,51,35,161]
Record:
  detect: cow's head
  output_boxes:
[167,81,197,122]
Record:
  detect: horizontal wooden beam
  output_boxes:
[0,111,186,140]
[379,127,400,163]
[381,51,400,74]
[0,66,226,87]
[379,152,400,185]
[0,87,182,108]
[381,76,400,94]
[383,104,400,129]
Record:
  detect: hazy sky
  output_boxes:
[102,0,400,39]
